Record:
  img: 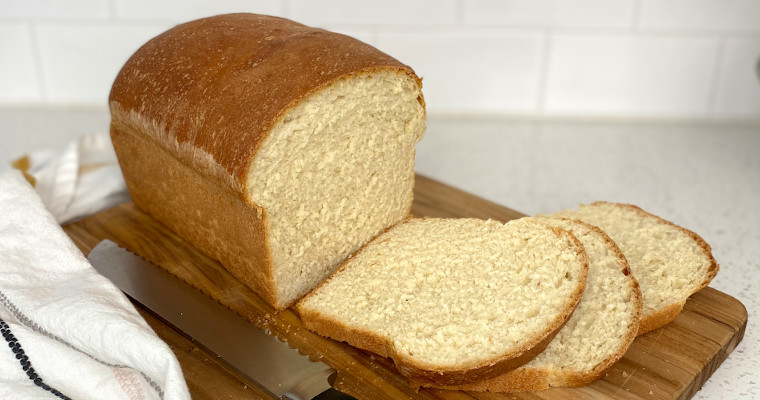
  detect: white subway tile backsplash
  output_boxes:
[113,0,282,22]
[0,0,109,19]
[0,0,758,120]
[640,0,760,32]
[463,0,636,29]
[376,31,543,113]
[715,37,760,117]
[545,34,720,116]
[0,23,40,102]
[35,23,171,104]
[288,0,457,27]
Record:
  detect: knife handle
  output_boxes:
[311,388,357,400]
[283,370,357,400]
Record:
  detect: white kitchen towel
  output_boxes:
[12,133,131,225]
[0,170,190,400]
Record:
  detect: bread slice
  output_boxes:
[296,218,589,386]
[551,202,718,335]
[109,13,426,309]
[443,217,643,392]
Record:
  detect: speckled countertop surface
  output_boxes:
[1,106,758,399]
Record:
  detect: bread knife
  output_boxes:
[88,239,354,400]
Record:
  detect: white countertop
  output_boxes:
[1,106,758,399]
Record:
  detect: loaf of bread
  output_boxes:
[443,217,642,392]
[297,218,589,387]
[552,202,718,335]
[109,13,426,309]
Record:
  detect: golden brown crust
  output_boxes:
[111,122,282,307]
[298,219,590,387]
[438,219,643,392]
[109,13,419,196]
[405,318,564,388]
[298,308,394,358]
[637,301,685,336]
[591,201,719,335]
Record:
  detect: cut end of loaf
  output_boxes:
[297,217,589,386]
[247,70,425,308]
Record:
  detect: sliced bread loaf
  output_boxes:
[296,218,589,386]
[552,202,718,335]
[109,14,426,309]
[443,217,643,392]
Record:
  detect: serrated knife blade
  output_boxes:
[88,239,352,400]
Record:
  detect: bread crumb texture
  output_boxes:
[528,218,640,371]
[447,217,642,391]
[552,202,716,318]
[298,218,587,373]
[248,71,425,306]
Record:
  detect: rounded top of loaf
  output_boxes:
[109,13,422,192]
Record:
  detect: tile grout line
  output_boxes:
[535,29,553,114]
[26,22,47,101]
[107,0,118,20]
[456,0,465,26]
[706,35,727,117]
[631,0,643,30]
[281,0,290,18]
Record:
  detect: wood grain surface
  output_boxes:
[63,174,747,400]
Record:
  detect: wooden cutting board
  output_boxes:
[63,175,747,400]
